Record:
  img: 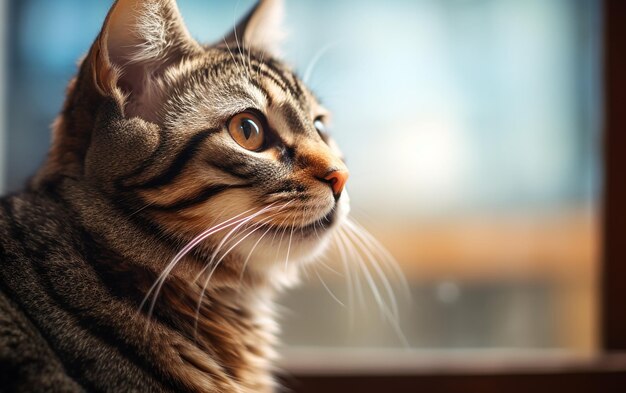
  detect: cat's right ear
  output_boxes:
[222,0,285,57]
[88,0,202,121]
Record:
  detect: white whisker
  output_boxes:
[317,258,342,276]
[284,215,296,270]
[336,226,366,310]
[303,41,341,84]
[223,38,246,78]
[231,0,251,80]
[272,209,294,262]
[342,223,400,322]
[139,207,259,320]
[190,202,291,337]
[315,267,345,308]
[337,228,387,319]
[139,202,283,330]
[194,202,286,282]
[239,223,274,283]
[332,231,355,328]
[346,218,412,303]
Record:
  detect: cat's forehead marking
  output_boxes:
[274,101,310,136]
[209,47,310,106]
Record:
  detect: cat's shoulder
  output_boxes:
[0,285,84,392]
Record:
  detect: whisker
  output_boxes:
[189,203,291,338]
[192,215,279,336]
[255,45,269,81]
[221,210,278,254]
[300,262,311,281]
[139,207,257,317]
[129,201,155,217]
[139,203,280,327]
[284,210,298,270]
[303,41,342,84]
[193,203,285,282]
[346,218,412,303]
[342,223,400,322]
[245,29,254,80]
[332,230,355,328]
[338,224,410,347]
[272,209,295,263]
[314,267,345,307]
[316,258,343,276]
[238,222,275,284]
[231,0,251,80]
[223,38,246,78]
[337,228,386,314]
[336,227,366,310]
[239,211,282,283]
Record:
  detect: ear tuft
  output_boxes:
[107,0,186,65]
[90,0,201,122]
[223,0,286,57]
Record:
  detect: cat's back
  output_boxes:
[0,190,85,392]
[0,188,81,284]
[0,189,179,392]
[0,281,83,392]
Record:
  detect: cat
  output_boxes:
[0,0,352,391]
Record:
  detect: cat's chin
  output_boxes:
[240,194,350,273]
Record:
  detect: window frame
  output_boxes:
[281,0,626,390]
[0,0,6,194]
[602,0,626,354]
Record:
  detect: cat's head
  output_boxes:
[39,0,349,275]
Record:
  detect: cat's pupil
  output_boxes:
[240,118,258,140]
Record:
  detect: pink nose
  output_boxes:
[324,170,349,197]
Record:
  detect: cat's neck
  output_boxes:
[43,178,290,392]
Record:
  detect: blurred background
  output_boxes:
[0,0,602,362]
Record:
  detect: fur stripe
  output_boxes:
[258,57,304,100]
[148,183,252,212]
[278,102,308,135]
[213,47,303,101]
[252,62,302,101]
[135,128,220,190]
[210,161,257,181]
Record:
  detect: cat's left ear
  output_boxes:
[222,0,285,57]
[90,0,202,120]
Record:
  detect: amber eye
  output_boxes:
[228,112,265,151]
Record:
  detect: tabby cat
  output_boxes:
[0,0,352,391]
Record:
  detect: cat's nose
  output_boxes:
[323,169,349,198]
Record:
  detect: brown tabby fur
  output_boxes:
[0,0,350,392]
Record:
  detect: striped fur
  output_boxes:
[0,0,349,392]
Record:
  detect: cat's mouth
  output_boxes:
[266,205,338,237]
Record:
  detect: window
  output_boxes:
[277,0,602,357]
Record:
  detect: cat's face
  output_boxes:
[151,47,351,267]
[79,0,349,271]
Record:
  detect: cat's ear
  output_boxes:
[223,0,285,57]
[90,0,201,121]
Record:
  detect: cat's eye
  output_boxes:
[314,117,330,144]
[314,118,327,135]
[228,112,265,151]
